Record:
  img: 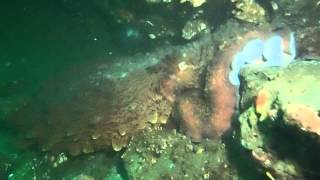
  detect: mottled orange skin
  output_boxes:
[208,61,237,136]
[179,99,204,141]
[159,57,198,103]
[160,78,177,103]
[207,30,275,136]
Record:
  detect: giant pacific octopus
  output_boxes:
[7,23,296,156]
[160,27,294,141]
[8,61,172,155]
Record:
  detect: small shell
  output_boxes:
[271,1,278,10]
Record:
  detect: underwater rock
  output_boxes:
[8,150,122,179]
[271,0,320,27]
[122,127,238,179]
[231,0,266,24]
[285,104,320,135]
[297,27,320,60]
[237,60,320,179]
[182,19,209,40]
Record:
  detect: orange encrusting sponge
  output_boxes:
[286,104,320,135]
[255,89,272,120]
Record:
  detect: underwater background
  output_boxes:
[1,0,320,179]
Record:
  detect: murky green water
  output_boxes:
[1,0,320,179]
[1,1,127,179]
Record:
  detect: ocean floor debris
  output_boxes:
[121,127,238,179]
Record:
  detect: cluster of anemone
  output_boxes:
[229,32,297,86]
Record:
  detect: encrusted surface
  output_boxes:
[237,60,320,179]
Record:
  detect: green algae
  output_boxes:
[121,127,238,179]
[237,60,320,179]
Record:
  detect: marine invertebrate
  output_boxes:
[207,63,237,136]
[207,28,296,137]
[255,88,273,120]
[8,63,172,155]
[285,104,320,135]
[178,96,204,141]
[206,30,265,136]
[175,89,210,141]
[229,32,296,86]
[228,38,264,85]
[159,55,200,103]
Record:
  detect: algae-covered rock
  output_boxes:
[237,60,320,179]
[8,151,124,180]
[122,127,238,180]
[272,0,320,25]
[182,19,209,40]
[231,0,266,24]
[241,60,320,134]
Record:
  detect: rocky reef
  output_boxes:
[122,127,238,179]
[231,0,266,24]
[236,60,320,179]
